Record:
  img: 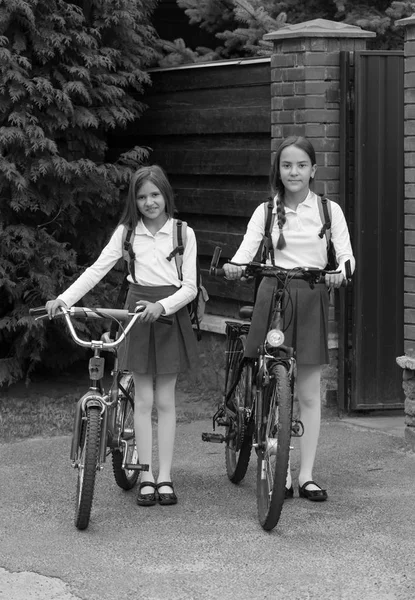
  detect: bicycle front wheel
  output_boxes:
[74,406,101,531]
[256,363,292,531]
[112,373,139,490]
[225,335,253,483]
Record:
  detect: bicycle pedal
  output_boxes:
[123,463,149,471]
[201,432,226,443]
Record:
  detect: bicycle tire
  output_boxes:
[74,406,101,531]
[112,374,139,490]
[225,335,253,483]
[256,362,292,531]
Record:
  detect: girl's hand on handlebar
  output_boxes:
[324,271,344,289]
[223,263,244,280]
[135,300,165,323]
[45,298,67,319]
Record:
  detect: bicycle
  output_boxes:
[202,247,352,531]
[29,305,171,530]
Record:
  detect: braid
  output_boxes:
[276,195,287,250]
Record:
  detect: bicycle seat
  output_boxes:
[239,306,254,320]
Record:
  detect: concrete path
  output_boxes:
[0,415,414,600]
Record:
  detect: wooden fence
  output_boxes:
[109,58,272,317]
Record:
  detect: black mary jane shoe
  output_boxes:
[285,485,294,499]
[298,480,328,502]
[157,481,178,506]
[136,481,158,506]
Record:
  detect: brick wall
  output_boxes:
[400,20,415,354]
[264,20,374,407]
[266,34,369,202]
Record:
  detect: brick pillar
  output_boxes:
[395,15,415,450]
[264,18,374,200]
[265,19,374,408]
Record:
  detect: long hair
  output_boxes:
[118,165,176,229]
[269,136,317,250]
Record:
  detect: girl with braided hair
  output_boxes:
[224,136,355,502]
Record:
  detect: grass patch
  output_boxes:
[0,347,223,443]
[0,393,77,443]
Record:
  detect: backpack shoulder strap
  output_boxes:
[122,225,137,283]
[317,195,332,248]
[111,226,134,338]
[262,198,276,265]
[166,219,187,281]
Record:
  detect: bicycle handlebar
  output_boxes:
[209,247,352,286]
[29,306,173,350]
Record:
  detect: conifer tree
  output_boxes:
[0,0,159,384]
[159,0,415,66]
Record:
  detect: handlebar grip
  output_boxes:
[345,259,352,280]
[210,267,225,277]
[29,307,48,317]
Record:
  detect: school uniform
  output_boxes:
[231,191,355,364]
[58,217,198,375]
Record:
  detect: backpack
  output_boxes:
[166,219,209,341]
[119,220,208,341]
[259,195,338,270]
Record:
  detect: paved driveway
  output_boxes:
[1,418,414,600]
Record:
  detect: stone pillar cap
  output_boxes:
[264,18,376,41]
[396,14,415,27]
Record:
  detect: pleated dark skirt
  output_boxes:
[118,284,197,375]
[244,277,329,365]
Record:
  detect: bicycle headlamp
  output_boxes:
[266,329,285,348]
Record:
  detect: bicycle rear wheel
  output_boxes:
[225,334,253,483]
[112,373,140,490]
[256,362,292,531]
[74,406,101,530]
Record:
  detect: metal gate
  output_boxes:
[340,50,404,410]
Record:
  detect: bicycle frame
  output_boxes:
[202,248,352,530]
[29,306,142,470]
[69,349,131,470]
[29,304,174,529]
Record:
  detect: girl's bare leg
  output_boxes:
[154,373,177,494]
[296,364,322,492]
[132,372,155,494]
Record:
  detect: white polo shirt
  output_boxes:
[232,191,355,275]
[58,218,197,316]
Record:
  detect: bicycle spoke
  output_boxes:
[256,363,292,531]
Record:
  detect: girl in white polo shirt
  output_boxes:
[46,165,197,507]
[224,136,355,502]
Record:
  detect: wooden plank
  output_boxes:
[170,173,269,191]
[174,188,267,217]
[142,134,270,151]
[205,297,254,318]
[180,213,250,233]
[195,229,245,259]
[143,84,270,110]
[138,106,271,135]
[148,148,270,176]
[201,269,254,301]
[146,61,271,94]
